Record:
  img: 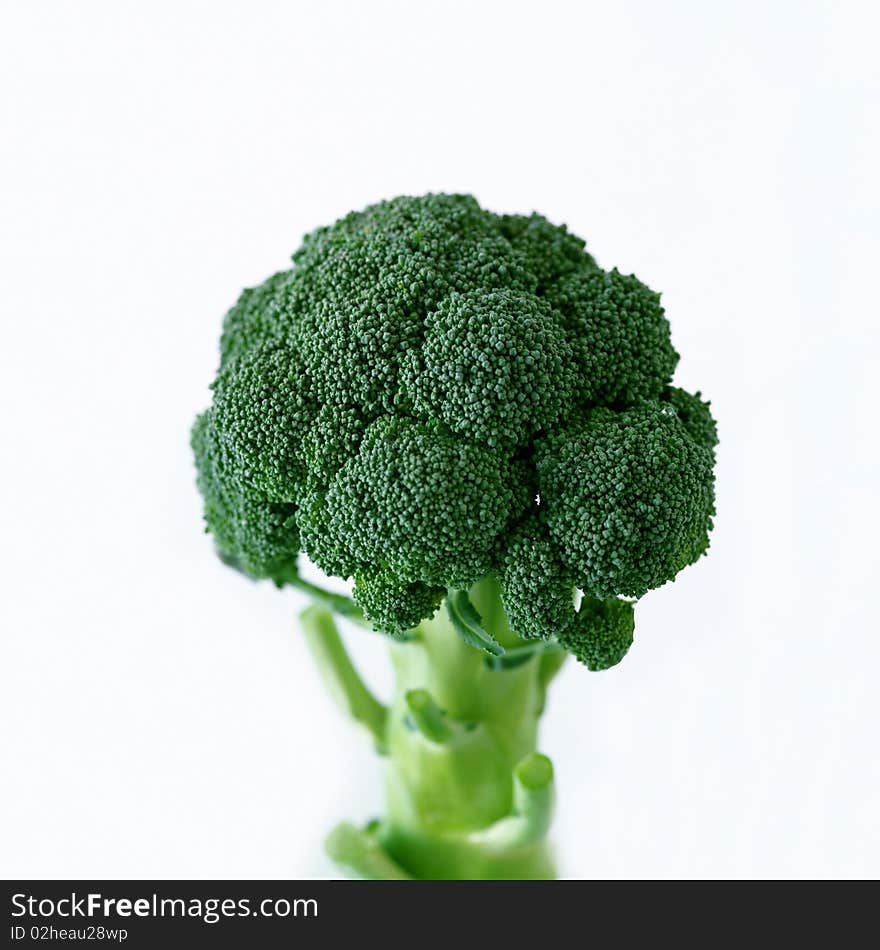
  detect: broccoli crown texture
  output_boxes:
[193,193,717,667]
[558,598,636,671]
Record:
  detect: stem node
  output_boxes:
[404,689,454,743]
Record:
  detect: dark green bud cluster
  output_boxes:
[193,193,717,669]
[352,573,445,638]
[559,598,636,671]
[498,518,575,641]
[535,401,716,600]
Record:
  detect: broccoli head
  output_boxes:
[193,193,717,669]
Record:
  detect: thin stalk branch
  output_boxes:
[466,752,555,850]
[299,605,388,752]
[325,823,412,880]
[288,576,370,627]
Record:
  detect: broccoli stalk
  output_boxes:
[191,193,718,880]
[301,577,561,880]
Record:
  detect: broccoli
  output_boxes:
[192,193,717,879]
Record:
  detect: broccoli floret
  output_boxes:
[546,267,679,405]
[496,212,596,287]
[286,194,534,414]
[191,411,300,580]
[536,401,715,599]
[663,386,719,453]
[210,341,314,501]
[353,572,444,637]
[219,269,297,366]
[400,289,576,447]
[559,598,635,671]
[193,192,717,649]
[297,415,521,588]
[499,517,576,641]
[300,404,367,488]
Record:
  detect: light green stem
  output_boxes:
[290,577,370,626]
[299,605,388,751]
[537,646,568,714]
[301,577,562,879]
[405,689,455,743]
[325,823,412,880]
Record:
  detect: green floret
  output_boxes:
[300,404,367,488]
[559,597,635,670]
[293,193,533,307]
[298,416,523,588]
[352,572,444,636]
[400,289,576,447]
[536,401,715,599]
[286,194,536,414]
[546,267,679,406]
[219,270,297,366]
[496,212,596,288]
[191,411,300,580]
[194,192,718,661]
[294,289,425,415]
[499,517,576,640]
[663,386,719,453]
[210,342,314,502]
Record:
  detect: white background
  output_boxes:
[2,0,878,879]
